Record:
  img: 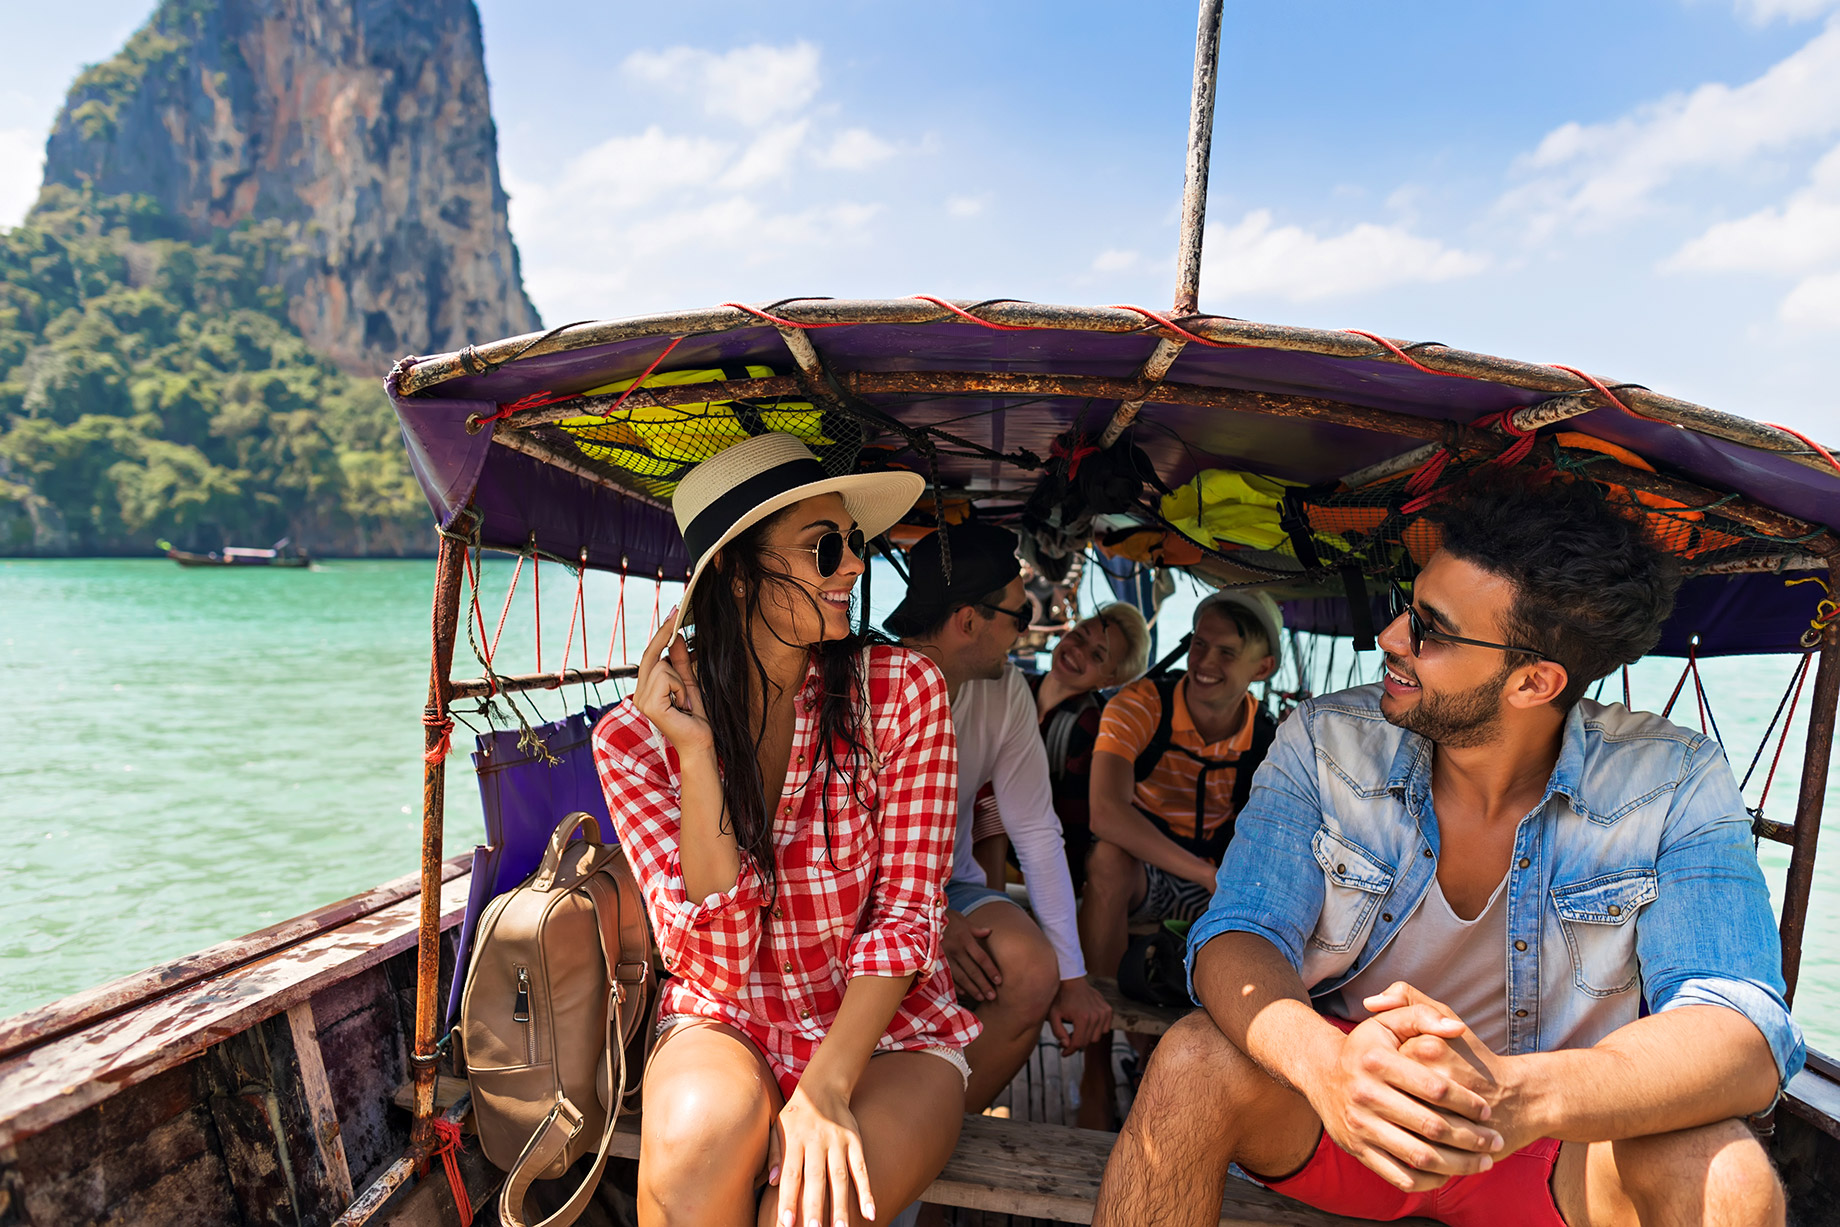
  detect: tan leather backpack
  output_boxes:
[459,811,652,1227]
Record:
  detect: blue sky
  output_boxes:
[4,1,1836,439]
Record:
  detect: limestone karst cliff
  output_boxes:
[39,0,542,374]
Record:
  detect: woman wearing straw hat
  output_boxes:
[592,433,979,1227]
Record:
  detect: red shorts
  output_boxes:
[1247,1017,1566,1227]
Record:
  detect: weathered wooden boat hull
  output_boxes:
[2,864,1837,1225]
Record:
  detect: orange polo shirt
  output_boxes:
[1092,680,1259,843]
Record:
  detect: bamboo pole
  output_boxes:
[1778,557,1840,1005]
[392,302,1840,475]
[412,529,468,1149]
[449,664,637,701]
[1173,0,1224,317]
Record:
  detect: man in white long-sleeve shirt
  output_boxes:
[888,523,1114,1111]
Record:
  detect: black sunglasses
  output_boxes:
[977,599,1032,633]
[788,527,866,578]
[1388,583,1544,659]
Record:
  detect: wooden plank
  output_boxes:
[1092,977,1193,1038]
[289,1002,357,1206]
[922,1114,1422,1226]
[0,857,471,1062]
[0,873,471,1150]
[1787,1066,1840,1137]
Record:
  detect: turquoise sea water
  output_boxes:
[1,558,1835,1055]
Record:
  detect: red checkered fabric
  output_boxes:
[592,643,980,1093]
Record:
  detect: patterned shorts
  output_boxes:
[1129,862,1214,925]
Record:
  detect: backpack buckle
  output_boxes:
[549,1098,585,1139]
[614,960,650,984]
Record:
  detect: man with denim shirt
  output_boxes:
[1095,480,1801,1227]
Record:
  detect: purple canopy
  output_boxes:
[389,300,1840,656]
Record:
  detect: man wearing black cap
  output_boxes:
[886,523,1115,1113]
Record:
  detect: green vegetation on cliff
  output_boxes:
[0,188,429,555]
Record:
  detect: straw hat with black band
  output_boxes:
[669,433,925,636]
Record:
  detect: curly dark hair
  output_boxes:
[1425,477,1681,709]
[688,508,878,898]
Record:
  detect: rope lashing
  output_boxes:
[1546,365,1668,424]
[423,709,455,765]
[1764,421,1840,476]
[468,388,577,434]
[1107,304,1249,349]
[909,294,1039,332]
[721,301,855,329]
[429,1116,473,1227]
[1341,330,1477,378]
[1397,412,1538,514]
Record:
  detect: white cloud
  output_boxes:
[1091,249,1139,273]
[814,128,894,170]
[1779,268,1840,327]
[1666,142,1840,329]
[1502,16,1840,234]
[0,127,43,228]
[1729,0,1840,21]
[1203,210,1488,302]
[1666,142,1840,272]
[720,120,809,189]
[945,194,987,218]
[551,126,732,207]
[621,42,821,127]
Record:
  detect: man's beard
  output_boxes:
[1383,658,1513,749]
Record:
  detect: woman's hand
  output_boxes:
[633,612,713,753]
[768,1080,875,1227]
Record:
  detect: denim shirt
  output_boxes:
[1186,684,1805,1092]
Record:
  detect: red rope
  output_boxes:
[1545,364,1672,424]
[1764,421,1840,476]
[606,564,628,670]
[423,710,454,765]
[556,561,584,687]
[592,337,684,419]
[533,557,542,675]
[1342,330,1472,379]
[1107,304,1247,349]
[470,389,579,432]
[650,570,663,636]
[579,555,591,672]
[490,555,523,663]
[721,301,855,329]
[909,294,1037,331]
[1661,647,1694,720]
[429,1116,473,1226]
[1757,655,1813,813]
[464,550,497,694]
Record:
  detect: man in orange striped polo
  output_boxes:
[1076,590,1282,1126]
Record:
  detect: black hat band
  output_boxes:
[683,456,829,564]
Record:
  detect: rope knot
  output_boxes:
[429,1116,473,1226]
[423,710,455,765]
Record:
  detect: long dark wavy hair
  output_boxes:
[686,507,880,897]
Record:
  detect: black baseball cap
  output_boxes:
[884,523,1022,637]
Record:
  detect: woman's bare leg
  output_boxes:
[641,1019,781,1227]
[757,1051,965,1227]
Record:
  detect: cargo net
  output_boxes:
[502,363,1047,505]
[1294,441,1824,582]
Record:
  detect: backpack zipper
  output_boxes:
[514,965,536,1065]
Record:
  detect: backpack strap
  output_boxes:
[1042,690,1098,785]
[1229,706,1279,818]
[1132,673,1182,784]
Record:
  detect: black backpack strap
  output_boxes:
[1043,690,1098,785]
[1133,673,1182,784]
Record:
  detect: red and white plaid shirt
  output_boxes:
[592,643,980,1094]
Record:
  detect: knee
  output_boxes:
[1083,842,1137,904]
[995,923,1061,1020]
[642,1072,771,1167]
[1621,1120,1783,1227]
[1135,1012,1261,1117]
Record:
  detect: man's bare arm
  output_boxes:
[1368,985,1779,1149]
[1193,933,1503,1191]
[1089,751,1217,887]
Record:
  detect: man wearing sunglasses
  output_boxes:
[1096,480,1799,1227]
[886,523,1114,1117]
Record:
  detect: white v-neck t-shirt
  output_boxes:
[1333,872,1511,1054]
